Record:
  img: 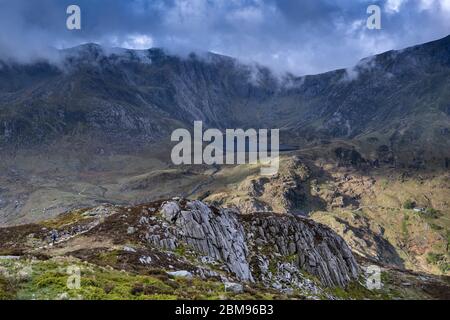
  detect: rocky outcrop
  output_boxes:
[147,199,359,288]
[220,157,312,215]
[160,200,252,282]
[242,214,359,287]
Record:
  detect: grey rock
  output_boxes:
[139,256,152,265]
[244,215,360,287]
[160,201,181,222]
[167,270,193,279]
[0,256,21,260]
[147,199,359,288]
[224,282,244,294]
[123,246,136,253]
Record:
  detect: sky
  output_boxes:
[0,0,449,75]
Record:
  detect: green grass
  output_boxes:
[402,213,409,238]
[426,252,449,274]
[447,231,450,249]
[328,280,391,300]
[0,275,15,300]
[380,179,389,190]
[403,200,415,210]
[40,209,88,229]
[422,208,442,219]
[0,258,285,300]
[426,252,445,264]
[97,250,120,267]
[429,223,443,231]
[173,245,187,257]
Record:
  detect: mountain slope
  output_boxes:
[2,198,448,300]
[0,199,360,298]
[0,44,270,147]
[0,36,449,168]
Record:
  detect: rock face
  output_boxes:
[160,200,253,282]
[1,36,450,169]
[151,199,359,287]
[216,157,312,215]
[248,214,359,287]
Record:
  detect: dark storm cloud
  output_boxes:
[0,0,449,74]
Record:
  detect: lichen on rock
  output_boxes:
[152,199,359,288]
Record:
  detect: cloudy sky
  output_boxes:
[0,0,449,75]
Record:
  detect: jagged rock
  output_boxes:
[149,199,359,287]
[172,201,253,282]
[161,202,181,222]
[139,216,150,225]
[139,256,152,265]
[196,268,220,279]
[238,178,268,197]
[200,256,217,264]
[83,205,115,217]
[236,198,272,214]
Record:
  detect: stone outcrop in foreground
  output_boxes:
[148,199,359,288]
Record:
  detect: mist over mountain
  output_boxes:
[2,0,450,304]
[1,33,449,302]
[2,0,450,75]
[0,35,449,168]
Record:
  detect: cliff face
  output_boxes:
[0,45,265,147]
[1,36,450,167]
[152,199,360,288]
[1,197,450,299]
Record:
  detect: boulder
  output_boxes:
[224,282,244,294]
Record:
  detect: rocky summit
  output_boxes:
[157,199,359,287]
[0,199,362,299]
[1,197,448,300]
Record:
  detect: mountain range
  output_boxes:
[0,34,449,300]
[1,35,449,168]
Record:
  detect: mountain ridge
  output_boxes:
[0,35,449,168]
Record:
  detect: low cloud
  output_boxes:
[0,0,449,75]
